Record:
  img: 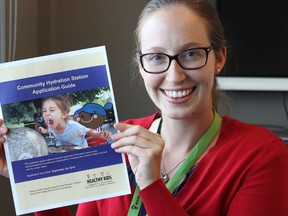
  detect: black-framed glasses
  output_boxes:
[138,46,214,74]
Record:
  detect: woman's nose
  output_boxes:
[165,60,186,83]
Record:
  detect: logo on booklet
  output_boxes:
[86,171,114,187]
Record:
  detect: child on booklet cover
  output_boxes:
[38,95,111,148]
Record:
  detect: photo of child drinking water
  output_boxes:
[38,95,112,148]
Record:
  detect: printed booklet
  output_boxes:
[0,46,131,215]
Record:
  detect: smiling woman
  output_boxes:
[1,0,288,216]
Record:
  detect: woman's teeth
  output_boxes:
[165,89,193,98]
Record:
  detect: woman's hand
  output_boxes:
[111,123,164,189]
[0,119,9,177]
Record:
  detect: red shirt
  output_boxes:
[36,114,288,216]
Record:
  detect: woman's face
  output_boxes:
[138,5,224,120]
[42,99,67,129]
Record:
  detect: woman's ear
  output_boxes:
[215,47,227,75]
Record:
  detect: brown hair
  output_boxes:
[133,0,228,112]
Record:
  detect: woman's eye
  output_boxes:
[182,49,204,61]
[149,54,164,62]
[184,50,197,57]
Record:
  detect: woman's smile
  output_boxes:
[163,87,195,99]
[160,86,197,105]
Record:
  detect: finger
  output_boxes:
[111,123,134,140]
[112,123,162,142]
[112,137,160,159]
[111,137,164,161]
[113,122,134,133]
[111,135,151,149]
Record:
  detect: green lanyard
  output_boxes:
[128,112,222,216]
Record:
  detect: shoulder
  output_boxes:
[219,116,288,180]
[221,116,283,144]
[218,116,288,161]
[121,112,161,129]
[203,116,288,184]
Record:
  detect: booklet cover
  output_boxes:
[0,46,131,215]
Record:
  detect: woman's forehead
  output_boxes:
[139,6,210,53]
